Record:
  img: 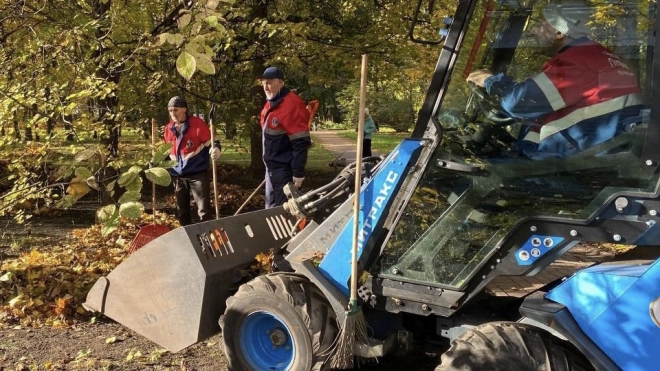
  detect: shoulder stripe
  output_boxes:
[532,73,566,111]
[539,93,642,141]
[522,131,541,144]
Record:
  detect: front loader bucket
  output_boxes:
[84,207,297,352]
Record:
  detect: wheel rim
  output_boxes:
[239,310,295,371]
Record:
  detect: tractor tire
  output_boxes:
[435,322,595,371]
[219,273,338,371]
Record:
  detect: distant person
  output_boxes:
[259,66,311,208]
[467,2,642,160]
[362,107,378,157]
[163,96,221,225]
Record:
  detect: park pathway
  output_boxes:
[311,130,381,166]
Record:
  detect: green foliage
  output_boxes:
[337,130,411,153]
[144,168,171,187]
[4,0,645,231]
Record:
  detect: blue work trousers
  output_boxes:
[265,168,292,209]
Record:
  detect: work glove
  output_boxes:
[210,146,221,160]
[293,177,304,188]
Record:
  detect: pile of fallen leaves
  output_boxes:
[0,165,331,330]
[0,212,179,329]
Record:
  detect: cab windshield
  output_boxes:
[378,0,657,289]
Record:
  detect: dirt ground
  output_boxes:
[0,319,227,370]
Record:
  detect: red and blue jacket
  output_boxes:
[164,115,212,176]
[260,88,311,177]
[485,38,642,159]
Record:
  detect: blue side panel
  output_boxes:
[318,139,422,296]
[515,235,564,266]
[547,261,660,371]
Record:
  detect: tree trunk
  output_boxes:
[247,0,269,180]
[63,115,75,141]
[13,113,21,140]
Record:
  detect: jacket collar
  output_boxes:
[169,117,189,136]
[267,87,290,109]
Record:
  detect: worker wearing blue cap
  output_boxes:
[259,66,311,208]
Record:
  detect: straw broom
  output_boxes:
[329,54,371,369]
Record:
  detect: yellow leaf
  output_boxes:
[106,336,117,344]
[67,177,91,199]
[0,272,14,282]
[9,294,24,308]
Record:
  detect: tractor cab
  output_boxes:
[371,0,659,313]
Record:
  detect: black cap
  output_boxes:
[168,96,187,108]
[260,67,285,80]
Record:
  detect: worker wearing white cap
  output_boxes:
[467,1,642,160]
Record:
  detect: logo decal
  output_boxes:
[186,139,194,148]
[271,118,279,127]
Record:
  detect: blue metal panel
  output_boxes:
[547,260,660,371]
[515,235,564,266]
[318,139,422,296]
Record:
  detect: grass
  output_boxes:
[335,129,411,153]
[23,127,337,173]
[218,136,336,172]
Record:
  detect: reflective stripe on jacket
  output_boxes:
[164,115,211,176]
[485,38,642,159]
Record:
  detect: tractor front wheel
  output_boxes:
[219,273,338,371]
[436,322,595,371]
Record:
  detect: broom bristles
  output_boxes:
[329,309,370,369]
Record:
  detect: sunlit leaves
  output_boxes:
[118,191,141,203]
[74,149,99,163]
[117,171,139,187]
[195,53,216,75]
[176,52,197,80]
[96,205,117,223]
[74,167,93,180]
[144,167,171,187]
[178,12,193,29]
[119,202,144,219]
[153,144,172,166]
[66,177,91,201]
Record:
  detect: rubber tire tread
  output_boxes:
[436,322,595,371]
[219,273,338,371]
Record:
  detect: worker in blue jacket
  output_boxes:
[164,96,221,225]
[467,3,642,159]
[259,67,311,208]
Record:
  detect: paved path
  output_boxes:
[311,130,381,167]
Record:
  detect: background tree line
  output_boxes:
[0,0,451,223]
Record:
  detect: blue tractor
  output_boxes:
[85,0,660,369]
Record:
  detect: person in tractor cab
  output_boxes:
[467,2,642,160]
[164,96,221,226]
[259,66,311,208]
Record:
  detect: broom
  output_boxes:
[128,119,170,253]
[329,54,371,369]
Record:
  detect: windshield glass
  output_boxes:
[378,0,657,289]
